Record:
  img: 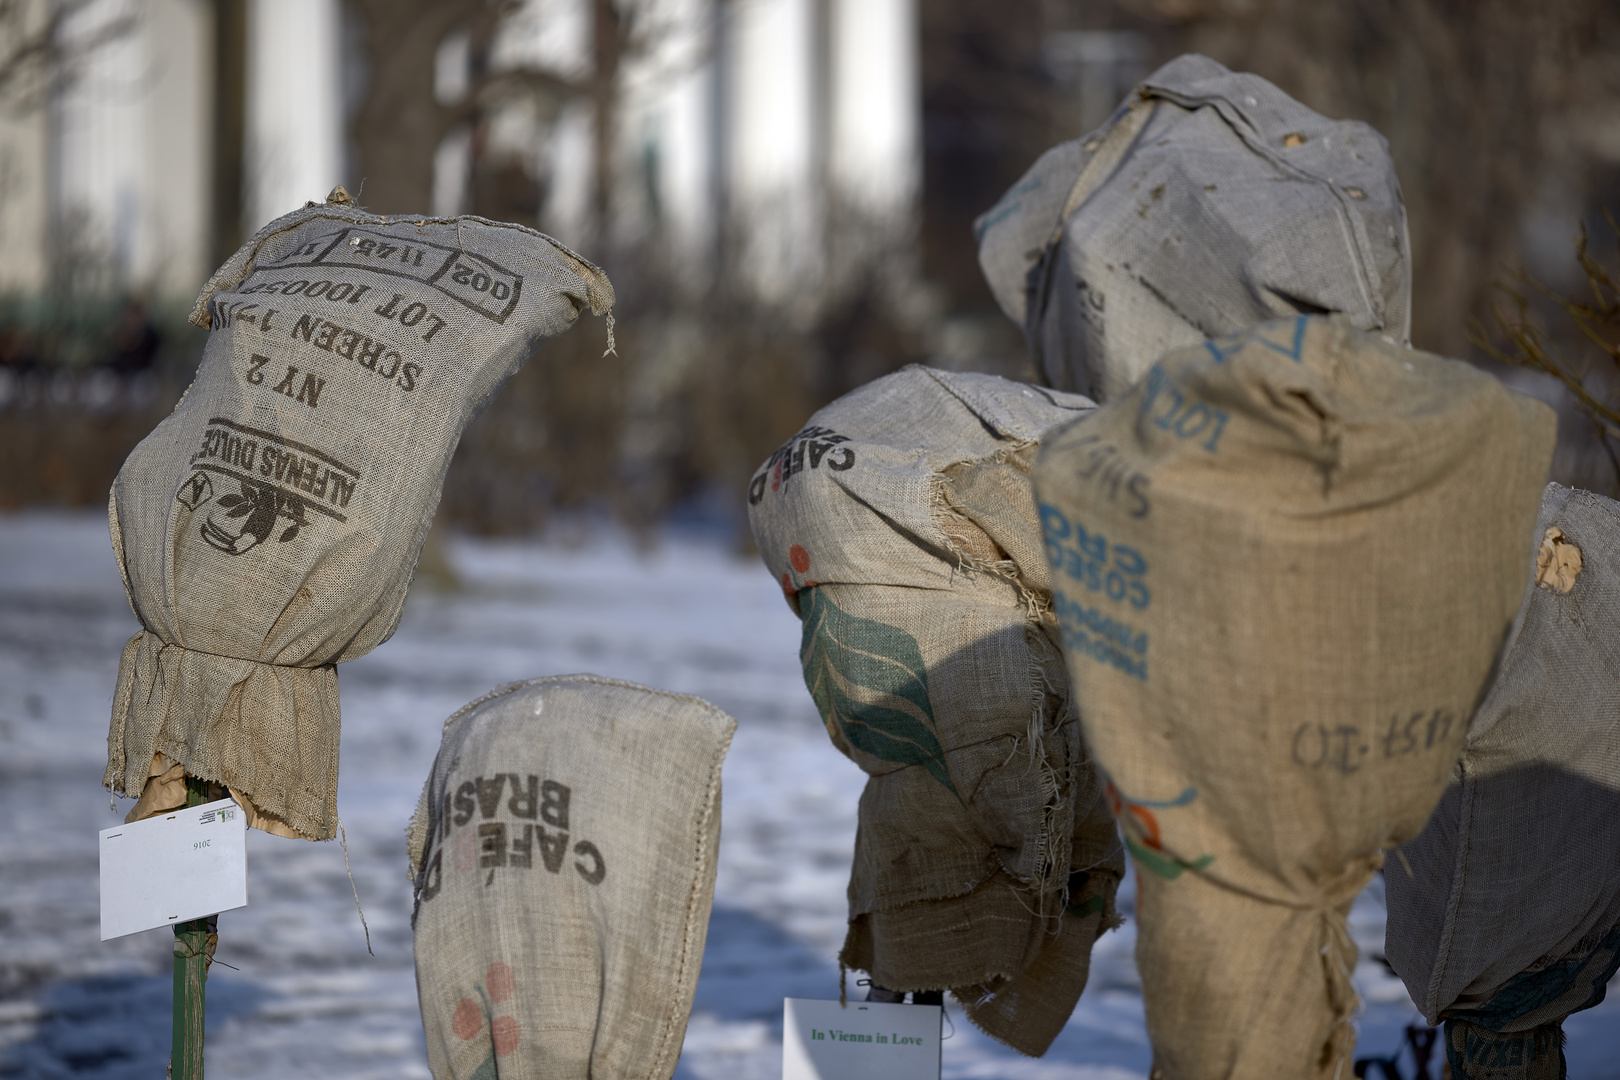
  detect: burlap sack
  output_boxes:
[407,675,735,1080]
[1385,483,1620,1077]
[1032,315,1555,1079]
[747,365,1125,1056]
[977,53,1410,403]
[105,191,614,840]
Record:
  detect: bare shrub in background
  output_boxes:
[1475,214,1620,497]
[0,0,137,113]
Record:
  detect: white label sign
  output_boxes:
[783,998,942,1080]
[99,797,248,940]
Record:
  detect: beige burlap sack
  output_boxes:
[1032,315,1555,1079]
[747,365,1125,1056]
[106,191,613,840]
[977,53,1410,403]
[1384,483,1620,1076]
[407,675,735,1080]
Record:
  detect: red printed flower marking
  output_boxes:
[781,544,818,597]
[451,997,482,1040]
[492,1016,520,1057]
[452,962,523,1065]
[486,962,514,1004]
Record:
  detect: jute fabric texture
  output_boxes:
[1386,484,1620,1036]
[407,675,735,1080]
[977,53,1410,403]
[106,196,613,840]
[747,365,1125,1056]
[1032,315,1555,1078]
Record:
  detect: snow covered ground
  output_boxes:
[1,510,1616,1079]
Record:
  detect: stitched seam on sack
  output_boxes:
[438,673,731,733]
[1427,763,1477,1021]
[106,632,143,790]
[1046,97,1159,249]
[917,366,1028,442]
[650,724,734,1077]
[1137,83,1382,325]
[919,367,1092,446]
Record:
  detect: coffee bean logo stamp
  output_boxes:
[178,417,361,557]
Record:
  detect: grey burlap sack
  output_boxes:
[1032,315,1555,1079]
[747,365,1125,1057]
[106,191,613,840]
[977,53,1410,403]
[407,675,735,1080]
[1385,483,1620,1078]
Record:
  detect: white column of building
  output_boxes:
[829,0,918,228]
[33,0,208,296]
[51,0,150,288]
[143,0,209,292]
[243,0,344,232]
[726,0,817,306]
[617,0,714,269]
[0,102,48,293]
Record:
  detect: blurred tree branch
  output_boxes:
[0,0,138,115]
[1473,213,1620,490]
[346,0,666,237]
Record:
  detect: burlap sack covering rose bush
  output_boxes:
[407,675,734,1080]
[106,192,613,840]
[1033,315,1555,1079]
[976,53,1410,403]
[748,365,1125,1056]
[1385,483,1620,1080]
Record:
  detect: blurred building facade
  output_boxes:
[1,0,1617,520]
[0,0,923,311]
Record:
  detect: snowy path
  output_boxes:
[1,511,1615,1079]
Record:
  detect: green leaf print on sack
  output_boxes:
[799,587,958,797]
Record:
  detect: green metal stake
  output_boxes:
[170,776,213,1080]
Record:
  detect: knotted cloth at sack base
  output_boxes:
[1032,315,1555,1079]
[977,53,1410,404]
[105,191,614,840]
[407,675,735,1080]
[1386,483,1620,1080]
[747,365,1126,1057]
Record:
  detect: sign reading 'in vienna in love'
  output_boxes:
[782,998,942,1080]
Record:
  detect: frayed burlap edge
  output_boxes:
[105,629,341,841]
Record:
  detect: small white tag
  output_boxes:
[99,797,248,940]
[782,998,941,1080]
